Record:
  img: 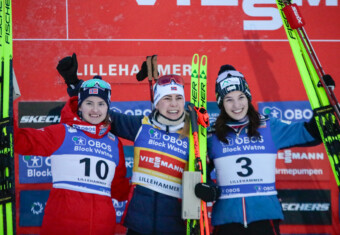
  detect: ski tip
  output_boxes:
[192,54,199,64]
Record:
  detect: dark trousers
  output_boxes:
[213,219,281,235]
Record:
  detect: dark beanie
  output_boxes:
[215,65,251,109]
[78,75,111,108]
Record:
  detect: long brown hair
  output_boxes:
[214,102,260,144]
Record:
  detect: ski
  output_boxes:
[0,0,15,234]
[276,0,340,190]
[185,54,210,235]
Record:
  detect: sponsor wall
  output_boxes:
[12,0,340,234]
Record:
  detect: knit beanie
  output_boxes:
[153,75,185,107]
[215,65,251,108]
[78,75,111,108]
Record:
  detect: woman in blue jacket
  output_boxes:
[197,64,323,235]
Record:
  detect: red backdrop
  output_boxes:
[13,1,340,234]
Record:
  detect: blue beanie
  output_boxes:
[78,75,111,108]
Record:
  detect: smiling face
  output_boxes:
[155,94,185,120]
[223,90,249,121]
[78,96,108,124]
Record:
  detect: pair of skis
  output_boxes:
[276,0,340,190]
[185,54,210,235]
[0,0,15,234]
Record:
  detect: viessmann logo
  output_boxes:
[277,149,324,164]
[139,150,185,179]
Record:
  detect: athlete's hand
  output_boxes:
[57,53,80,87]
[136,60,148,81]
[323,74,335,91]
[195,183,221,202]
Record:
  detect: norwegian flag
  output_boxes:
[89,88,99,94]
[171,86,177,91]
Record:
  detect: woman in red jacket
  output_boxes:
[15,77,128,235]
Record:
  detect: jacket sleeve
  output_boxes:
[110,138,130,201]
[109,111,143,141]
[67,79,83,97]
[14,123,66,156]
[270,117,322,150]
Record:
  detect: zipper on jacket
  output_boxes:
[235,125,246,138]
[242,197,248,228]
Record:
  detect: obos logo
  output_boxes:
[23,155,43,168]
[255,186,262,192]
[221,137,234,146]
[262,106,282,119]
[260,102,313,121]
[110,106,122,113]
[149,128,161,139]
[73,125,96,134]
[72,136,86,145]
[31,202,44,215]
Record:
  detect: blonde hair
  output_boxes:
[178,111,190,139]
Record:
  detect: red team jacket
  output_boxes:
[14,97,129,235]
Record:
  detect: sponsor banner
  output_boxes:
[282,234,330,235]
[18,101,152,129]
[19,155,52,184]
[123,146,134,179]
[19,190,50,227]
[275,145,330,181]
[112,199,127,224]
[19,148,133,184]
[258,100,313,122]
[111,100,220,120]
[138,149,186,179]
[18,102,65,128]
[278,189,331,225]
[207,102,220,131]
[16,1,339,39]
[258,101,330,181]
[77,56,192,83]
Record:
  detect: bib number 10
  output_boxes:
[80,158,109,180]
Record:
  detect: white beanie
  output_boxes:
[153,81,185,107]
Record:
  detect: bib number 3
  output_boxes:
[236,157,253,177]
